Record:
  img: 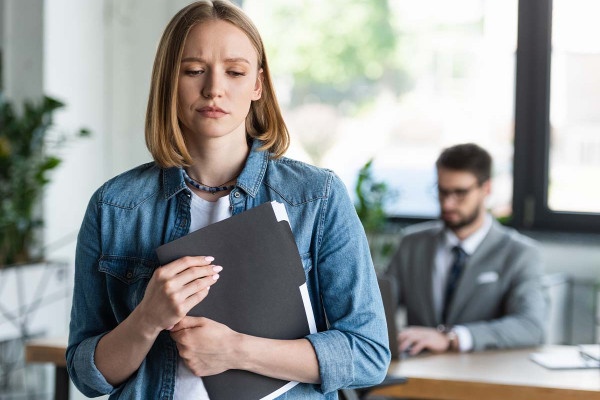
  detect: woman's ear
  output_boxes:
[252,68,263,101]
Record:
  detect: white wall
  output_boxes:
[43,1,108,398]
[104,0,192,176]
[1,0,44,107]
[533,233,600,280]
[43,0,107,279]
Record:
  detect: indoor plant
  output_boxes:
[0,95,89,266]
[354,159,397,272]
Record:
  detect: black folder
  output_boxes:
[156,201,316,400]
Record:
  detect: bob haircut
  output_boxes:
[145,0,289,168]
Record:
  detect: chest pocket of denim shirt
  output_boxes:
[98,256,156,314]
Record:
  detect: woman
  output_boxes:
[66,1,390,398]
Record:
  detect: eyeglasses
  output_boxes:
[436,182,480,202]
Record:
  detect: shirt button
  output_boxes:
[233,191,241,198]
[126,271,133,279]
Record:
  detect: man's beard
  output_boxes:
[442,206,481,231]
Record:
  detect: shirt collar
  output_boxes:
[162,139,268,200]
[235,139,269,198]
[443,213,493,255]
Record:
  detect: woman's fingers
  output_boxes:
[161,256,215,278]
[171,316,208,332]
[179,274,220,299]
[143,256,221,330]
[172,264,222,288]
[182,286,211,313]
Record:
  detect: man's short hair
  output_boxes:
[436,143,492,184]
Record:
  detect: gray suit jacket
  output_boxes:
[386,219,547,351]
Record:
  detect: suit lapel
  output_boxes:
[446,221,506,324]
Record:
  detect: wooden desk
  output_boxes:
[25,338,69,400]
[372,345,600,400]
[23,341,600,400]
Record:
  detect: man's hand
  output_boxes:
[170,316,242,377]
[398,326,450,355]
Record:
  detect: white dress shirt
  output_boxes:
[432,213,493,352]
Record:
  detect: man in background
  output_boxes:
[386,143,546,355]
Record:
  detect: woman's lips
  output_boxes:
[196,106,228,118]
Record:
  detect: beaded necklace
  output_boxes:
[181,168,237,194]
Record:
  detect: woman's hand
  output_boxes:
[170,317,320,383]
[170,316,242,377]
[136,256,222,337]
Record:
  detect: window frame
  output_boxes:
[512,0,600,233]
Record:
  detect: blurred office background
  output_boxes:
[0,0,599,399]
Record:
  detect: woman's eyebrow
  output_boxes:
[224,57,250,64]
[180,56,250,64]
[181,57,205,63]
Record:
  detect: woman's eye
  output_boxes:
[228,71,245,77]
[185,70,203,76]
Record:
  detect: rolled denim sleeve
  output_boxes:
[66,188,119,396]
[305,172,391,394]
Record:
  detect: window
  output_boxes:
[244,0,598,231]
[548,0,600,213]
[244,0,517,218]
[513,0,600,232]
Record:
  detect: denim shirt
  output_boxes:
[67,140,390,399]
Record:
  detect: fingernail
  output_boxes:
[212,274,220,280]
[205,256,215,262]
[206,286,210,291]
[167,325,174,331]
[212,265,223,272]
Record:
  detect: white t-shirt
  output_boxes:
[173,192,232,400]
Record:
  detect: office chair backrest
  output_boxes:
[377,276,400,360]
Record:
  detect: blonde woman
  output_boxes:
[67,1,390,398]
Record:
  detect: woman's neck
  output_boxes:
[184,134,250,201]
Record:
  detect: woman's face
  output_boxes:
[177,19,262,143]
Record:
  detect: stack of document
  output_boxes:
[156,201,317,400]
[530,346,600,370]
[578,344,600,362]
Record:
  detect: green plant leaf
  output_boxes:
[0,93,89,266]
[78,127,92,137]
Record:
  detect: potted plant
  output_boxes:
[354,159,398,273]
[0,95,89,267]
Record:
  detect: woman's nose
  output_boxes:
[201,70,224,99]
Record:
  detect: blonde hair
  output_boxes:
[145,0,289,168]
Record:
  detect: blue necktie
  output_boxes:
[442,246,467,324]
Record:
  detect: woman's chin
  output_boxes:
[184,128,246,143]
